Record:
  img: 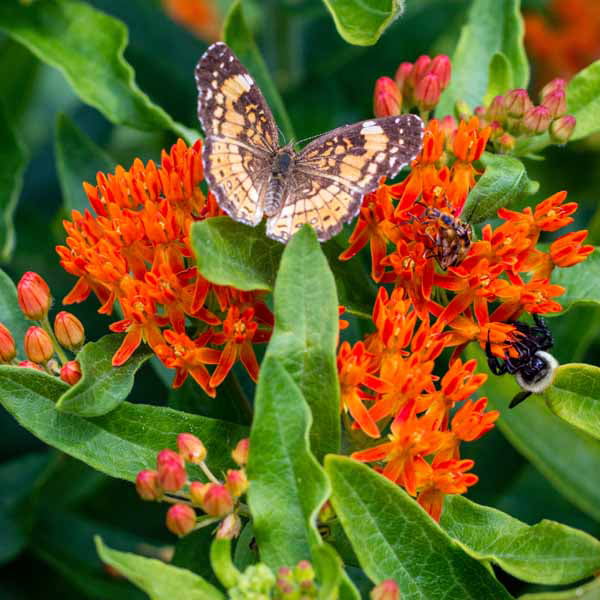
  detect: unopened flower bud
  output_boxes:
[455,100,472,121]
[408,55,431,88]
[201,483,234,517]
[540,77,566,101]
[0,323,16,363]
[428,55,451,90]
[486,95,505,122]
[542,88,567,118]
[232,438,249,466]
[225,469,248,497]
[24,326,54,363]
[136,469,163,500]
[54,311,85,351]
[498,133,516,152]
[177,433,207,464]
[549,115,576,143]
[60,360,82,385]
[373,77,402,118]
[414,73,441,111]
[156,449,186,492]
[504,89,533,118]
[439,115,457,138]
[216,512,242,540]
[166,503,196,537]
[371,580,400,600]
[17,272,51,321]
[189,481,209,505]
[318,500,335,522]
[523,105,552,134]
[294,560,315,582]
[19,360,43,371]
[394,62,413,91]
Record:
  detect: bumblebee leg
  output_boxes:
[509,390,532,408]
[486,333,507,375]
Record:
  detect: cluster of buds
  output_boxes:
[0,272,84,385]
[374,55,451,118]
[136,434,249,538]
[476,78,576,150]
[273,561,318,600]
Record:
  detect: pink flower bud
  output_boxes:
[498,133,516,152]
[54,311,85,351]
[189,481,209,505]
[486,95,505,122]
[60,360,82,385]
[294,560,315,582]
[166,503,196,537]
[225,469,248,497]
[522,105,552,134]
[201,483,234,517]
[540,77,566,100]
[17,272,51,321]
[19,360,43,371]
[542,88,567,118]
[503,89,533,118]
[549,115,576,143]
[24,326,54,363]
[156,449,186,492]
[177,433,207,464]
[371,580,400,600]
[373,76,402,118]
[394,62,413,91]
[0,323,16,363]
[439,115,457,138]
[216,513,242,540]
[428,55,451,90]
[414,73,441,111]
[232,438,249,466]
[408,55,432,88]
[135,469,163,500]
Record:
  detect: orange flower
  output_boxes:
[162,0,221,42]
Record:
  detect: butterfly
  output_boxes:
[195,42,424,243]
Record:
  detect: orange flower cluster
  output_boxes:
[57,139,272,397]
[162,0,221,42]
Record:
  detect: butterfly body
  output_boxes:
[196,42,424,243]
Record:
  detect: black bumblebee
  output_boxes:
[485,314,558,408]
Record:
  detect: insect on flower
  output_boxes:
[485,314,558,408]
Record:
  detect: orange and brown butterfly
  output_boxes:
[195,42,424,243]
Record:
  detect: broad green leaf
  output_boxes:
[325,456,513,599]
[0,106,27,261]
[223,0,294,141]
[462,153,533,223]
[96,537,225,600]
[467,346,600,522]
[56,335,152,417]
[565,60,600,141]
[0,268,28,355]
[437,0,529,116]
[519,578,600,600]
[552,248,600,314]
[0,0,194,140]
[191,218,283,292]
[263,226,340,460]
[321,0,405,46]
[0,366,247,481]
[483,52,513,106]
[442,495,600,585]
[54,114,112,214]
[541,363,600,441]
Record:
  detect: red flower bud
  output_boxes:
[498,133,516,152]
[373,77,402,118]
[216,513,242,540]
[54,311,85,351]
[232,438,249,466]
[225,469,248,497]
[486,95,505,122]
[0,323,16,363]
[24,326,54,363]
[156,449,186,492]
[549,115,576,143]
[394,62,413,91]
[17,272,51,321]
[428,55,451,90]
[522,105,552,134]
[503,89,533,118]
[166,503,196,537]
[177,433,207,464]
[201,483,234,517]
[19,360,43,371]
[408,55,431,88]
[542,89,567,118]
[414,73,441,112]
[540,77,566,101]
[189,481,209,506]
[135,469,163,500]
[371,580,400,600]
[60,360,82,385]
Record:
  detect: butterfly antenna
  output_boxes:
[295,130,327,147]
[277,124,287,146]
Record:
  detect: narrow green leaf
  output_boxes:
[223,0,294,141]
[0,0,194,140]
[565,60,600,142]
[54,114,112,214]
[437,0,529,116]
[96,537,225,600]
[442,495,600,585]
[462,153,531,223]
[325,456,513,599]
[191,218,283,292]
[321,0,405,47]
[56,334,152,417]
[0,105,27,261]
[552,248,600,314]
[210,538,240,589]
[264,226,340,460]
[483,52,513,106]
[312,544,343,600]
[0,268,28,355]
[519,578,600,600]
[0,366,247,481]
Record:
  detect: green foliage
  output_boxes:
[0,267,28,354]
[483,52,514,106]
[519,578,600,600]
[552,248,600,313]
[566,60,600,141]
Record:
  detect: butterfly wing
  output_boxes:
[196,42,278,226]
[266,114,424,243]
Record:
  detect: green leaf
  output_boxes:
[0,366,247,482]
[263,226,340,460]
[320,0,405,47]
[552,248,600,314]
[437,0,529,116]
[325,456,513,599]
[191,218,283,292]
[96,537,225,600]
[223,0,294,141]
[0,0,194,140]
[467,346,600,522]
[0,105,27,261]
[565,60,600,141]
[210,538,241,589]
[442,495,600,585]
[462,152,532,223]
[173,528,220,585]
[54,114,112,214]
[483,52,513,106]
[519,578,600,600]
[0,268,28,355]
[56,334,152,417]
